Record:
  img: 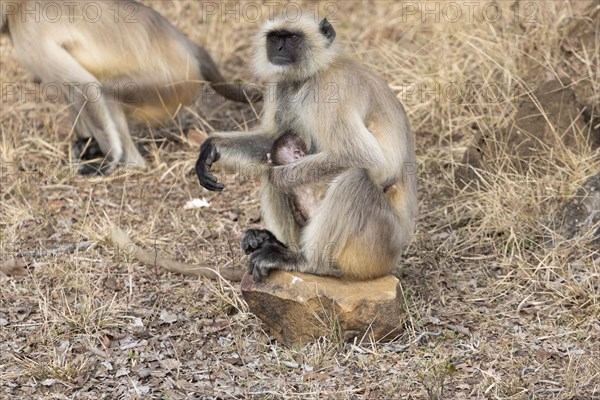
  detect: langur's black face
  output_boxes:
[266,30,304,66]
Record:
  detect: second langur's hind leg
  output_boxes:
[71,101,144,174]
[68,88,122,166]
[71,95,145,164]
[33,43,145,171]
[105,100,145,167]
[69,101,117,175]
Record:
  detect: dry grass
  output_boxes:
[1,0,599,399]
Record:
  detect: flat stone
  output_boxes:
[241,270,403,346]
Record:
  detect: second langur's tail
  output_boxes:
[195,46,263,104]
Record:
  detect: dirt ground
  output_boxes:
[1,1,599,399]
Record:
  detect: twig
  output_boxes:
[385,331,442,353]
[16,241,93,259]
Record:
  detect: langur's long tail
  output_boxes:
[110,225,244,282]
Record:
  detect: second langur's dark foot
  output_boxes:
[72,137,104,161]
[71,138,111,175]
[241,229,284,255]
[77,162,112,176]
[71,138,147,175]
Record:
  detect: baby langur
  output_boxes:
[2,0,260,174]
[196,15,417,282]
[267,133,317,227]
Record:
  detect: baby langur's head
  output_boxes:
[267,133,307,165]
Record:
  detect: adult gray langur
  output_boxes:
[196,15,417,281]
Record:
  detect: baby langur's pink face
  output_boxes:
[277,145,304,163]
[269,135,307,165]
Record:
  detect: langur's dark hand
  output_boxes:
[195,138,224,191]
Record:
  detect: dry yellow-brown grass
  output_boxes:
[1,1,599,399]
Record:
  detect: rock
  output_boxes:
[241,270,403,346]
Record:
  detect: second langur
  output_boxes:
[1,0,260,173]
[196,15,417,281]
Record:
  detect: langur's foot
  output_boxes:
[71,138,111,175]
[241,229,284,255]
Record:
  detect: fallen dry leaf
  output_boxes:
[101,335,111,349]
[159,310,178,324]
[535,349,552,362]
